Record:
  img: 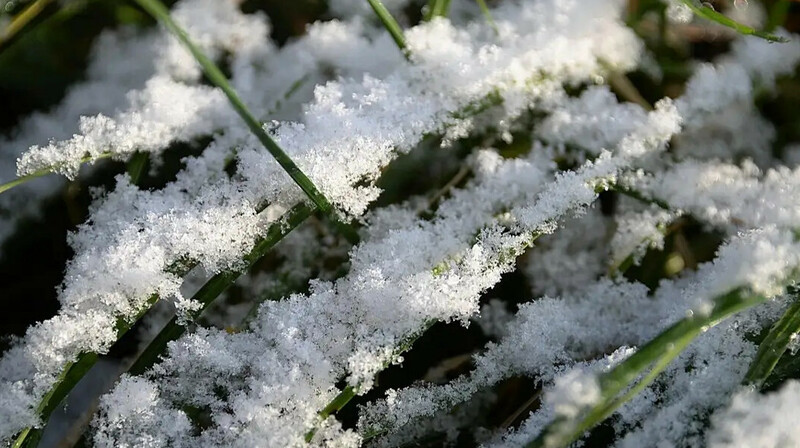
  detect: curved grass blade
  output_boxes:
[132,0,333,214]
[744,288,800,388]
[678,0,789,42]
[0,172,49,196]
[527,288,767,448]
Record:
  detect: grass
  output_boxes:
[366,0,408,54]
[131,0,333,214]
[744,287,800,387]
[0,0,334,216]
[0,153,113,194]
[3,2,528,442]
[0,0,55,52]
[1,0,800,446]
[127,202,314,376]
[527,287,772,448]
[424,0,452,21]
[678,0,789,42]
[7,1,329,442]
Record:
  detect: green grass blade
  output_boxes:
[320,386,357,420]
[527,288,767,448]
[306,320,436,442]
[10,292,166,447]
[7,16,525,442]
[744,289,800,387]
[608,221,670,277]
[303,385,357,442]
[126,152,149,185]
[475,0,498,33]
[678,0,789,42]
[9,262,200,447]
[366,0,407,53]
[127,203,313,376]
[11,352,99,448]
[12,205,312,445]
[612,183,672,211]
[0,152,114,196]
[132,0,333,214]
[0,0,55,54]
[0,173,46,195]
[424,0,451,21]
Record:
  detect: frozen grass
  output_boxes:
[0,0,799,447]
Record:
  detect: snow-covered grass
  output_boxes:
[1,0,800,446]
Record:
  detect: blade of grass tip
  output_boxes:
[365,0,407,55]
[126,152,149,185]
[131,0,333,214]
[0,0,54,53]
[127,202,313,377]
[475,0,498,34]
[0,173,47,195]
[527,288,767,448]
[0,152,115,196]
[678,0,789,42]
[744,288,800,387]
[423,0,451,21]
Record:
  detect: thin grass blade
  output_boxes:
[526,288,767,448]
[10,291,166,447]
[132,0,333,213]
[0,0,55,53]
[475,0,498,33]
[0,152,114,196]
[744,288,800,387]
[127,202,313,376]
[126,152,149,185]
[678,0,789,42]
[306,320,436,442]
[12,205,311,446]
[366,0,407,53]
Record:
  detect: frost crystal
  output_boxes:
[707,381,800,448]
